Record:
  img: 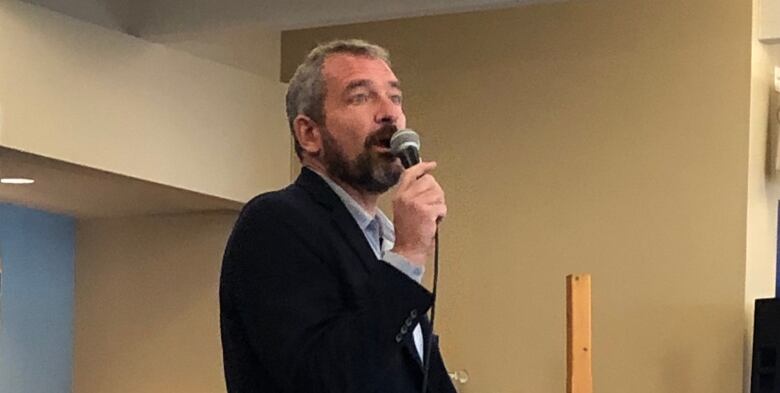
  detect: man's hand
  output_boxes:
[391,161,447,267]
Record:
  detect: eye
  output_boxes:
[390,94,403,105]
[350,93,369,104]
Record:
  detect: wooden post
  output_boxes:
[567,274,593,393]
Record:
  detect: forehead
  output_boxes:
[322,53,399,89]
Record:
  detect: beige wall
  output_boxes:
[0,0,290,202]
[745,0,780,390]
[73,212,237,393]
[282,0,752,392]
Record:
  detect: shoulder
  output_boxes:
[248,179,323,212]
[237,185,302,225]
[232,182,330,238]
[221,183,332,276]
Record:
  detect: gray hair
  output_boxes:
[285,39,391,159]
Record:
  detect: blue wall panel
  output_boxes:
[0,203,75,393]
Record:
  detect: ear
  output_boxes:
[293,115,323,156]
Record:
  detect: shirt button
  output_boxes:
[410,309,418,318]
[395,333,403,343]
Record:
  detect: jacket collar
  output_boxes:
[294,167,380,273]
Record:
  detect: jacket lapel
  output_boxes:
[294,167,379,274]
[295,167,427,374]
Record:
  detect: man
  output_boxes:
[220,39,456,393]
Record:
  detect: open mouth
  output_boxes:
[371,136,392,151]
[366,125,397,153]
[372,143,394,159]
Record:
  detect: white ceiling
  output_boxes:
[21,0,560,34]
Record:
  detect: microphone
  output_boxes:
[390,129,420,168]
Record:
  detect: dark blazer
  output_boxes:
[220,167,457,393]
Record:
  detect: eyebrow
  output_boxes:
[344,79,402,92]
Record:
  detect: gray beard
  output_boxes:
[320,126,401,194]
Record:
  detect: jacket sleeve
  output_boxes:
[221,197,433,393]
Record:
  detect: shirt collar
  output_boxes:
[309,167,395,243]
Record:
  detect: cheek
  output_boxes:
[328,113,373,140]
[397,113,407,129]
[324,118,367,155]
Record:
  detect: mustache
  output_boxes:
[364,124,399,149]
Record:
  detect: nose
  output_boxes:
[375,95,402,125]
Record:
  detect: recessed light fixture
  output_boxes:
[0,178,35,185]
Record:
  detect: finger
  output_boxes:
[397,161,437,190]
[426,204,448,222]
[422,196,446,205]
[405,177,437,198]
[404,174,443,198]
[413,187,444,205]
[414,187,445,205]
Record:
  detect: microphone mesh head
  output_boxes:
[390,129,420,155]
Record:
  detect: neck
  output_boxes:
[304,160,379,214]
[333,178,380,214]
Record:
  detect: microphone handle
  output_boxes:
[398,146,420,169]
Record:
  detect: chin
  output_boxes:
[369,163,402,190]
[381,157,403,173]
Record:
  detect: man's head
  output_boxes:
[286,39,406,194]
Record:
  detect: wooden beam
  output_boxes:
[567,274,593,393]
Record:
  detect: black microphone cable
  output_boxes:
[421,226,440,393]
